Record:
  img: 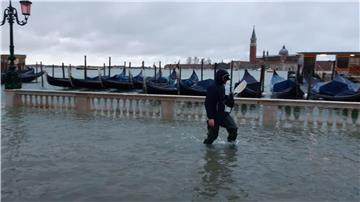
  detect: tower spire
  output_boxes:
[251,25,256,42]
[249,25,257,64]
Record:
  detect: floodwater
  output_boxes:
[2,107,360,201]
[1,68,360,201]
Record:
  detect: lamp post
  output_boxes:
[1,0,32,89]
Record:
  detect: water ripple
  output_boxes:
[1,107,360,201]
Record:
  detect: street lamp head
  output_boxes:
[20,0,32,16]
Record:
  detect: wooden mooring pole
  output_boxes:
[108,57,111,77]
[62,62,65,78]
[40,62,44,88]
[84,55,87,79]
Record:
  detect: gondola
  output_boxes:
[46,73,74,88]
[70,75,105,89]
[1,67,42,84]
[101,68,133,90]
[183,79,214,96]
[234,69,261,98]
[21,70,45,83]
[271,70,304,99]
[310,75,360,101]
[179,70,214,96]
[146,69,178,95]
[133,70,144,89]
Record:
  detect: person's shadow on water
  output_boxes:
[193,144,248,201]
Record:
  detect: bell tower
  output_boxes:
[250,26,257,64]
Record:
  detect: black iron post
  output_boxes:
[1,0,32,89]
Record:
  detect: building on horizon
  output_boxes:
[1,54,27,73]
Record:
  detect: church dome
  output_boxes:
[279,45,289,56]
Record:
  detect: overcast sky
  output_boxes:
[1,0,359,66]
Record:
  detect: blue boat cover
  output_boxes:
[241,69,258,84]
[271,71,296,92]
[181,70,199,87]
[191,79,214,91]
[313,75,360,96]
[133,70,143,82]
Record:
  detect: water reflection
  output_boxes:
[194,144,247,201]
[2,108,28,161]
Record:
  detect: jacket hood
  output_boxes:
[215,69,230,84]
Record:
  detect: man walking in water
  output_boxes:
[204,69,238,145]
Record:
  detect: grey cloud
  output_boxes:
[0,1,358,65]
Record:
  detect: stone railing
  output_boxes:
[4,89,360,128]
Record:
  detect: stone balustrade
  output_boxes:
[5,89,360,128]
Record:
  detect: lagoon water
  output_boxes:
[1,68,360,201]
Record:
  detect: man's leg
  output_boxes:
[203,122,220,145]
[223,114,238,142]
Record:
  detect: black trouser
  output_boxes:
[203,114,238,145]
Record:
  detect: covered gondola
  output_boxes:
[2,67,43,84]
[70,76,104,89]
[21,70,44,83]
[146,69,178,95]
[271,70,304,99]
[133,70,144,89]
[179,70,214,96]
[310,75,360,101]
[46,73,74,88]
[234,69,261,98]
[101,68,133,90]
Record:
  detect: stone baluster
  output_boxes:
[156,100,162,119]
[68,96,73,110]
[63,96,68,110]
[178,101,185,120]
[128,98,134,117]
[45,95,50,109]
[136,98,141,118]
[329,109,336,127]
[201,104,207,122]
[104,97,109,114]
[174,100,181,120]
[355,109,360,126]
[336,108,345,128]
[305,106,313,127]
[32,95,37,108]
[142,99,148,118]
[345,109,352,126]
[20,94,25,106]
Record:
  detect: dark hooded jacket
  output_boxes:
[205,69,234,124]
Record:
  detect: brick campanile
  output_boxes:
[249,26,257,64]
